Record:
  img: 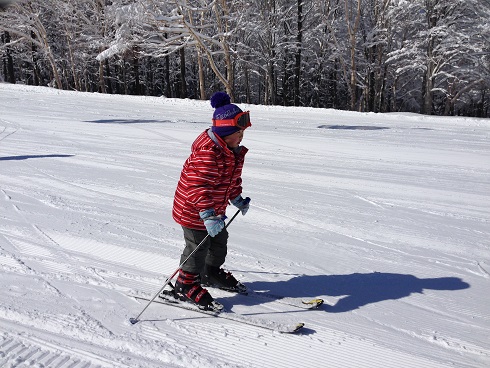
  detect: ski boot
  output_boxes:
[171,269,223,312]
[201,265,247,294]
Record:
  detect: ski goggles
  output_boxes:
[212,111,252,130]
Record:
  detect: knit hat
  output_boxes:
[210,92,242,137]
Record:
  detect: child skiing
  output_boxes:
[171,91,252,311]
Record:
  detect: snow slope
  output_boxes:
[0,83,489,368]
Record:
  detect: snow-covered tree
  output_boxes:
[387,0,489,115]
[97,0,245,100]
[1,0,488,116]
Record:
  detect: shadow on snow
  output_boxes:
[239,272,470,313]
[0,154,74,161]
[318,124,390,130]
[85,119,171,124]
[85,119,208,125]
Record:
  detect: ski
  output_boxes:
[236,289,324,310]
[129,293,305,334]
[201,283,324,310]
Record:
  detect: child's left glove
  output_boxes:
[231,195,251,216]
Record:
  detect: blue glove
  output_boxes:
[231,195,251,216]
[199,209,226,237]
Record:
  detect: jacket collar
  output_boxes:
[207,129,221,147]
[207,129,243,155]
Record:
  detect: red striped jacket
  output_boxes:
[172,129,248,230]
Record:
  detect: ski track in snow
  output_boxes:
[1,84,489,367]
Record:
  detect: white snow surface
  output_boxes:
[1,83,489,368]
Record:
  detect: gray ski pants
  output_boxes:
[179,226,229,274]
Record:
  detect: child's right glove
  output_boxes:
[199,209,226,237]
[231,195,251,216]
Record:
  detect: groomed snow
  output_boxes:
[0,83,489,368]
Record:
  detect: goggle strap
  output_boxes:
[213,119,238,127]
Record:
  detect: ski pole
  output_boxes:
[129,209,241,325]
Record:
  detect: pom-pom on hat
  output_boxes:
[210,91,242,137]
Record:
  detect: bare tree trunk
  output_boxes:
[179,47,187,97]
[2,31,15,83]
[196,12,206,100]
[370,0,390,113]
[266,59,276,105]
[423,1,437,115]
[244,65,251,103]
[164,53,171,97]
[294,0,303,106]
[134,51,141,95]
[196,47,206,100]
[98,59,106,93]
[30,31,40,86]
[263,0,277,105]
[214,0,234,100]
[345,0,361,111]
[424,54,434,115]
[123,59,128,95]
[64,26,80,91]
[282,48,291,106]
[105,60,113,94]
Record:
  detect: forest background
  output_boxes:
[1,0,489,117]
